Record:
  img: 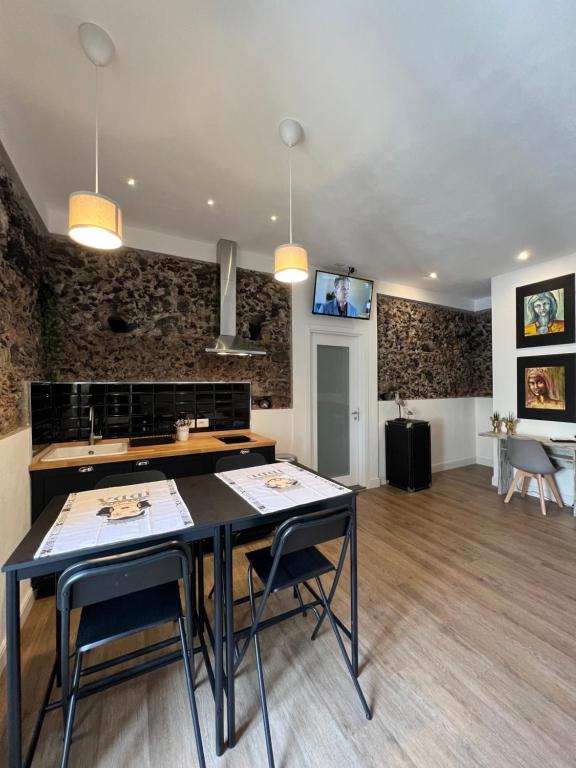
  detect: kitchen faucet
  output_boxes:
[88,406,102,445]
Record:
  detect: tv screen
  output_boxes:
[312,271,374,320]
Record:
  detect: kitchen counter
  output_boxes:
[30,430,276,471]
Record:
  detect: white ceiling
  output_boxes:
[2,0,576,299]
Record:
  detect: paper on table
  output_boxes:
[216,462,350,514]
[34,479,193,559]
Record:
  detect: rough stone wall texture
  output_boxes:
[0,158,44,435]
[377,294,492,399]
[44,239,292,407]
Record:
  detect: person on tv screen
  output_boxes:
[317,275,359,317]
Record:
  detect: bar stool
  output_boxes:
[504,437,563,516]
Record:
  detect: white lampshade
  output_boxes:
[274,244,308,283]
[68,191,123,250]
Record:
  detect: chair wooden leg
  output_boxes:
[520,474,531,498]
[546,474,564,508]
[504,471,522,503]
[536,475,547,516]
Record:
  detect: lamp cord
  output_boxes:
[288,150,293,244]
[94,65,99,195]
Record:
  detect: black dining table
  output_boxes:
[3,468,359,768]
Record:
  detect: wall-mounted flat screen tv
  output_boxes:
[312,270,374,320]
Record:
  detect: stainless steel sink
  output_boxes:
[41,443,129,462]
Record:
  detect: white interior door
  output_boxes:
[311,333,361,486]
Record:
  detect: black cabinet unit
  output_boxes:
[385,418,431,492]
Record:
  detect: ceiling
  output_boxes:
[2,0,576,299]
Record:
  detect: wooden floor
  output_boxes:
[2,465,576,767]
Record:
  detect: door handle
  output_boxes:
[78,465,94,473]
[351,408,360,421]
[136,460,150,467]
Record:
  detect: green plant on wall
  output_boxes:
[38,281,59,380]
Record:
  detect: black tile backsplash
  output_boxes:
[30,382,251,445]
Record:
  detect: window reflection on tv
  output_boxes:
[312,271,374,320]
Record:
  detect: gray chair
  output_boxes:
[504,437,563,515]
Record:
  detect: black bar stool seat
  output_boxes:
[246,546,335,593]
[76,582,181,651]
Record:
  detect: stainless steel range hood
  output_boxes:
[205,239,266,357]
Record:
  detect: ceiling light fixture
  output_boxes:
[274,118,308,283]
[127,178,136,186]
[207,198,215,206]
[517,250,530,261]
[429,272,438,279]
[68,23,123,250]
[270,215,277,222]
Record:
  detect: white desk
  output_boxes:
[478,432,576,515]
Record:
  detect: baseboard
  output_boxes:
[365,477,381,490]
[432,457,477,473]
[475,456,494,468]
[0,586,35,673]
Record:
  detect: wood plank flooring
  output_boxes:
[2,465,576,767]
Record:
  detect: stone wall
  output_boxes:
[377,294,492,399]
[43,239,292,407]
[0,157,44,435]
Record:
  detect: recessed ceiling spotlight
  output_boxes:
[207,199,215,206]
[127,177,136,186]
[517,250,530,261]
[428,272,438,279]
[270,215,277,221]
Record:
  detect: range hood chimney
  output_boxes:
[205,239,266,357]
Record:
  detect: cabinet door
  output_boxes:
[132,454,212,479]
[40,461,133,509]
[209,445,275,472]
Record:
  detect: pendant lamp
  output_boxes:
[274,118,308,283]
[68,23,123,250]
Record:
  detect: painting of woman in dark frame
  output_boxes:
[516,273,575,348]
[517,354,576,422]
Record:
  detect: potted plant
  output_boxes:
[175,418,193,442]
[490,411,501,433]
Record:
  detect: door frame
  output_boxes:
[310,328,368,486]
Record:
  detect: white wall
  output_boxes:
[250,408,294,454]
[491,252,576,503]
[475,397,495,466]
[378,397,493,480]
[0,428,34,669]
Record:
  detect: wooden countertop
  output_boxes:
[30,430,276,471]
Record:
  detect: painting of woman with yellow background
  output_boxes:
[518,354,575,422]
[524,367,566,410]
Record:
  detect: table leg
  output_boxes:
[6,572,22,768]
[213,528,224,756]
[350,497,359,677]
[197,541,205,636]
[224,525,235,748]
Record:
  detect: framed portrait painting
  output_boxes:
[517,354,576,422]
[516,273,575,348]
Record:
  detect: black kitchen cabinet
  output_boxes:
[30,443,275,596]
[385,418,431,492]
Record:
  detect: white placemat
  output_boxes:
[216,462,350,514]
[34,479,193,559]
